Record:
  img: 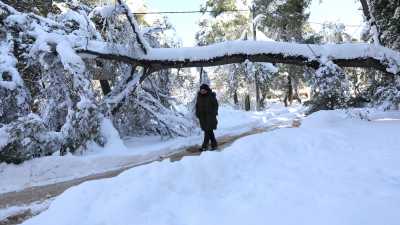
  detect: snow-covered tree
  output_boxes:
[253,0,311,42]
[360,0,400,110]
[196,0,250,107]
[196,0,279,109]
[307,61,351,113]
[101,8,197,137]
[253,0,311,106]
[0,1,197,163]
[320,22,353,44]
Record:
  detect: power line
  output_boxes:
[308,21,362,27]
[132,9,249,15]
[132,9,362,27]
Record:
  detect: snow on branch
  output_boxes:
[116,0,150,54]
[80,40,400,76]
[0,37,23,90]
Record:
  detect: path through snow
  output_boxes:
[0,104,301,195]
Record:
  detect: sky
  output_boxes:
[145,0,364,47]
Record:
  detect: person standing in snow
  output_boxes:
[196,84,219,151]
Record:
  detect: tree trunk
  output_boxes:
[260,92,267,109]
[360,0,371,21]
[244,94,251,111]
[255,71,261,111]
[293,87,302,104]
[284,76,294,107]
[233,90,239,105]
[199,67,204,84]
[99,80,111,96]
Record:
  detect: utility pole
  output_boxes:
[252,5,261,111]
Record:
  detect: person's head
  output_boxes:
[200,84,210,95]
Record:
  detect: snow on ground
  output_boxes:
[0,199,51,221]
[21,109,400,225]
[0,104,302,194]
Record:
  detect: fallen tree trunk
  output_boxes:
[79,40,400,76]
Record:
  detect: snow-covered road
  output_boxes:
[0,104,302,195]
[20,109,400,225]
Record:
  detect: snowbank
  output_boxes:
[0,104,301,194]
[0,199,50,221]
[22,109,400,225]
[87,118,128,154]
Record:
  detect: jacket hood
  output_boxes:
[200,84,211,91]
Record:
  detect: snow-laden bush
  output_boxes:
[60,98,104,155]
[113,86,197,137]
[0,114,62,164]
[307,61,351,113]
[0,33,31,124]
[373,76,400,110]
[0,2,105,163]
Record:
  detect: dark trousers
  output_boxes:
[202,130,217,148]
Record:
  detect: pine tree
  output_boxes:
[197,0,278,109]
[361,0,400,109]
[0,1,196,163]
[307,61,351,114]
[253,0,311,107]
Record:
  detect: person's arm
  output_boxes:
[195,94,200,118]
[212,92,218,116]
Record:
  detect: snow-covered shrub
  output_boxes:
[355,69,400,110]
[359,0,400,109]
[109,72,198,137]
[112,87,196,137]
[61,98,104,155]
[307,61,351,114]
[0,114,61,164]
[366,0,400,50]
[0,34,31,124]
[0,2,105,163]
[373,76,400,110]
[0,87,30,124]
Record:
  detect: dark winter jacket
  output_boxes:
[196,87,219,131]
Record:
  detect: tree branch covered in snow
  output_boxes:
[360,0,381,46]
[115,0,150,54]
[80,40,400,76]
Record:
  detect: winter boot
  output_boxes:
[198,146,208,152]
[210,144,218,151]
